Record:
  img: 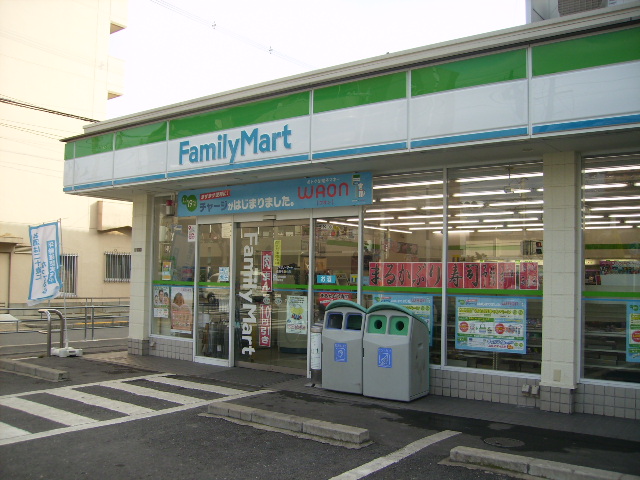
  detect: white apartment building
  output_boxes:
[0,0,132,306]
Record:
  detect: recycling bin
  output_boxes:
[362,302,430,401]
[321,300,367,394]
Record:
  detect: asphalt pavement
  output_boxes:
[1,350,639,479]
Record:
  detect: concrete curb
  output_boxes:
[0,358,68,382]
[208,402,370,446]
[450,446,640,480]
[0,338,127,357]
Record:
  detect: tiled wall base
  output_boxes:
[575,383,640,420]
[432,368,640,419]
[430,368,540,408]
[127,338,149,356]
[144,337,193,361]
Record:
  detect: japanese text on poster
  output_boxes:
[170,286,194,333]
[455,296,527,354]
[286,296,308,334]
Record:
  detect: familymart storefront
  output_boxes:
[63,6,640,417]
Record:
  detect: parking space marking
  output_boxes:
[47,388,155,415]
[0,422,31,440]
[0,397,97,427]
[330,430,461,480]
[145,375,247,396]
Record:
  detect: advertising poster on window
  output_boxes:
[318,292,353,308]
[261,251,272,293]
[259,304,271,347]
[627,301,640,363]
[372,293,434,346]
[27,221,62,305]
[153,285,169,318]
[497,262,517,289]
[455,296,526,354]
[286,296,307,334]
[519,262,539,290]
[170,286,194,332]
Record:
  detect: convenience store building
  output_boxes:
[62,5,640,418]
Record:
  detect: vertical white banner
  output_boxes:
[28,221,62,305]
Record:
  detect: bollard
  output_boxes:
[310,323,323,386]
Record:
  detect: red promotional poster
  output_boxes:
[382,262,398,287]
[426,262,443,288]
[261,251,272,293]
[259,304,271,347]
[481,263,498,289]
[411,262,427,287]
[463,262,480,289]
[520,261,539,290]
[396,262,412,287]
[447,262,464,288]
[319,292,353,307]
[498,262,517,289]
[369,262,381,286]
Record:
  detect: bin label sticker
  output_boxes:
[378,347,392,368]
[334,343,347,362]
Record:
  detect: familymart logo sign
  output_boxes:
[178,124,293,165]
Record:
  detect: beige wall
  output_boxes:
[0,0,130,305]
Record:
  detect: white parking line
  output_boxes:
[330,430,461,480]
[0,397,96,427]
[0,422,31,440]
[144,375,247,396]
[46,388,155,415]
[101,381,205,405]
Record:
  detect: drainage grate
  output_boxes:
[483,437,525,448]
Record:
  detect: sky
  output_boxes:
[107,0,527,119]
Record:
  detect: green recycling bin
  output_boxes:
[363,302,429,401]
[321,300,367,394]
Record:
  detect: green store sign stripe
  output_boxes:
[313,72,407,114]
[412,49,527,96]
[532,27,640,76]
[74,133,114,158]
[116,122,167,150]
[169,91,310,140]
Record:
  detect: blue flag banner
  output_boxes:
[28,221,62,305]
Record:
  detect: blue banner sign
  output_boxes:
[28,221,62,305]
[177,172,372,217]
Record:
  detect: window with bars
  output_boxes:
[105,252,131,282]
[60,254,78,296]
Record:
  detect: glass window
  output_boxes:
[104,252,131,282]
[361,170,444,365]
[313,217,358,325]
[152,196,195,338]
[446,162,544,373]
[582,154,640,383]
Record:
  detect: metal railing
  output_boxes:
[0,298,129,340]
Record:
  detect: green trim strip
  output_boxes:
[116,122,167,150]
[169,92,310,140]
[313,285,358,291]
[582,291,639,299]
[313,72,406,114]
[74,134,114,158]
[411,49,527,96]
[152,280,194,286]
[197,282,230,287]
[533,27,640,76]
[585,243,639,250]
[64,142,75,160]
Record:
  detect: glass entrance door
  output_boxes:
[195,222,232,364]
[235,219,310,373]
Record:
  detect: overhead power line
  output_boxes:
[0,96,98,123]
[149,0,315,70]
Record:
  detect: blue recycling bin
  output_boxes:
[321,300,367,394]
[362,302,430,401]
